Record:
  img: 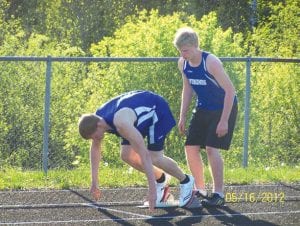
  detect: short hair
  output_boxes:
[173,27,199,49]
[78,114,100,139]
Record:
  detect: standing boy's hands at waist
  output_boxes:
[216,120,228,137]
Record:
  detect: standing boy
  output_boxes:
[173,27,238,207]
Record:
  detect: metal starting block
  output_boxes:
[137,191,202,209]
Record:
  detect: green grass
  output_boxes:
[0,164,299,190]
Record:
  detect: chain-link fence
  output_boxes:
[0,56,299,173]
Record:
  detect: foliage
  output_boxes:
[0,5,87,168]
[250,0,299,57]
[82,10,245,165]
[0,1,299,171]
[3,0,266,52]
[247,0,300,165]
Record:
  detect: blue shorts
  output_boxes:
[121,136,166,151]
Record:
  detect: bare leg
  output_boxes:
[121,145,163,180]
[185,145,206,190]
[149,150,186,182]
[206,146,224,193]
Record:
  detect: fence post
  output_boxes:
[42,56,52,174]
[243,57,251,167]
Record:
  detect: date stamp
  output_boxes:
[225,192,285,203]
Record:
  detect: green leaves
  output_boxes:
[0,1,298,170]
[249,0,299,57]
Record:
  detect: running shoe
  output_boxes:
[201,193,225,207]
[156,173,171,203]
[179,175,195,207]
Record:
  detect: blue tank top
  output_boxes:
[183,51,235,110]
[95,90,175,139]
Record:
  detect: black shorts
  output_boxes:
[185,103,238,150]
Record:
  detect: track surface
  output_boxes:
[0,183,299,225]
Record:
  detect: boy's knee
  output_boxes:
[206,147,219,156]
[120,151,130,163]
[150,156,159,165]
[150,155,164,167]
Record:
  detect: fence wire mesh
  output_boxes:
[0,57,299,172]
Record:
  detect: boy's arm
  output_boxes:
[90,139,102,200]
[178,57,193,134]
[207,54,236,137]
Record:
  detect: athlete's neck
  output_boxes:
[188,49,202,67]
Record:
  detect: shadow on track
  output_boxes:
[69,189,136,226]
[203,205,279,226]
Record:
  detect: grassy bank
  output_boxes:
[0,165,299,190]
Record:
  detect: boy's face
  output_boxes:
[89,121,105,140]
[178,45,197,61]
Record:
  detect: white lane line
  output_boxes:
[87,202,151,218]
[0,201,142,209]
[0,210,299,225]
[0,202,151,219]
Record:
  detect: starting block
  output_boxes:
[183,190,202,209]
[137,190,201,209]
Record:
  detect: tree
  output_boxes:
[3,0,258,52]
[73,10,245,165]
[247,0,299,165]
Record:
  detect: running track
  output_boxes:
[0,183,299,225]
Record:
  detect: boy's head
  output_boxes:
[173,27,199,49]
[78,114,100,139]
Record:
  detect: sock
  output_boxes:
[180,174,190,184]
[156,173,166,183]
[197,189,208,197]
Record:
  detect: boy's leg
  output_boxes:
[185,145,206,190]
[149,150,195,207]
[201,146,225,207]
[185,145,207,197]
[149,150,186,181]
[206,146,224,194]
[121,145,171,204]
[120,145,164,180]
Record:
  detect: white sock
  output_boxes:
[196,189,207,196]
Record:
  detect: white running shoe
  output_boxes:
[179,175,195,207]
[156,173,171,204]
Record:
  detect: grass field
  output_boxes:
[0,164,299,190]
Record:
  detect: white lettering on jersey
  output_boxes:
[189,79,207,86]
